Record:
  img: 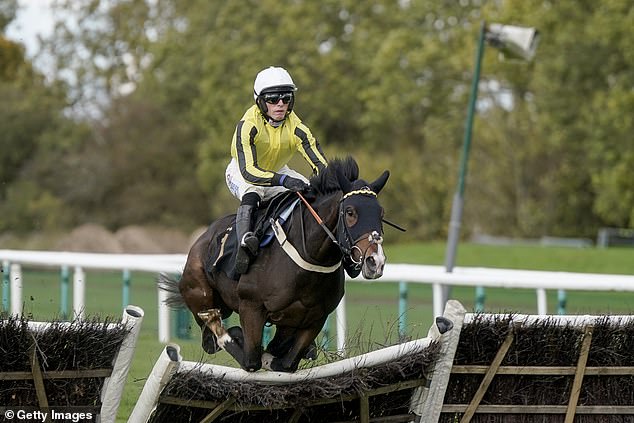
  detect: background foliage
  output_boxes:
[1,0,632,240]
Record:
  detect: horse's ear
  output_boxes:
[336,168,353,194]
[370,170,390,194]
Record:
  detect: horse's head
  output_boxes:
[336,169,390,279]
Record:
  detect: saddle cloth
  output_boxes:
[205,192,300,280]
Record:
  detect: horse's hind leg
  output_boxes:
[198,309,244,364]
[200,325,220,354]
[178,255,224,354]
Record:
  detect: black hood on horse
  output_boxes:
[159,156,390,373]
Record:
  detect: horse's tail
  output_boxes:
[157,272,186,309]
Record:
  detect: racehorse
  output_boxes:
[158,157,390,372]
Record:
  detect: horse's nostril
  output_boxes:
[367,256,376,268]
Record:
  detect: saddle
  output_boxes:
[205,192,300,280]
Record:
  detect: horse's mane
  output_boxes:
[309,156,359,195]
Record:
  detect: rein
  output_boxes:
[296,191,363,259]
[297,190,381,271]
[296,192,340,248]
[268,191,342,273]
[272,190,386,274]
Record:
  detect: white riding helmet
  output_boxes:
[253,66,297,119]
[253,66,297,98]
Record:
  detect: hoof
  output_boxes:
[303,341,318,360]
[261,352,274,370]
[270,357,298,373]
[227,326,244,349]
[244,360,262,373]
[201,327,220,354]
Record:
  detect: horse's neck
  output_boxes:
[314,192,341,229]
[295,192,341,262]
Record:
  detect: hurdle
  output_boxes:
[129,300,465,422]
[0,305,145,423]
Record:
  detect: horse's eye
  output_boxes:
[344,207,358,226]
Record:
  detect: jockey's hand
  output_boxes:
[282,175,309,192]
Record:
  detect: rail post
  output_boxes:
[158,288,170,343]
[398,281,408,339]
[73,266,85,319]
[122,269,131,308]
[263,325,272,348]
[536,288,547,315]
[60,265,69,320]
[475,286,486,312]
[557,289,567,315]
[10,263,22,316]
[1,260,9,312]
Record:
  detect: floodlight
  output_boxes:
[486,23,540,61]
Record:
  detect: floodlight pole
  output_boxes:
[436,22,486,316]
[435,21,538,316]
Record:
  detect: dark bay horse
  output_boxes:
[159,157,389,372]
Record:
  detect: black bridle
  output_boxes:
[297,190,384,274]
[335,188,384,269]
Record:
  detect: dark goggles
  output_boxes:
[261,92,294,104]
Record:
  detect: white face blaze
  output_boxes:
[361,231,386,279]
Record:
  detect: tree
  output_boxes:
[0,0,17,33]
[13,0,633,239]
[0,8,79,232]
[463,0,634,237]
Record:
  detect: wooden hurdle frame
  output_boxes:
[0,305,144,423]
[442,314,634,422]
[131,306,634,423]
[129,300,467,423]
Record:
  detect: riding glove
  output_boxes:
[281,175,309,192]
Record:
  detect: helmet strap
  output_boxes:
[256,96,290,126]
[268,118,284,127]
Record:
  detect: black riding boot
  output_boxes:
[235,204,259,274]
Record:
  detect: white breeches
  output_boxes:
[225,159,309,202]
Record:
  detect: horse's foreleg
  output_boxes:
[270,325,323,373]
[198,309,244,364]
[238,302,267,372]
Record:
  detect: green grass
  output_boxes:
[6,242,634,421]
[389,241,634,274]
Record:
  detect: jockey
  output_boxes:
[226,66,328,274]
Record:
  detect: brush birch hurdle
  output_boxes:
[0,305,144,423]
[441,313,634,423]
[129,300,466,423]
[132,305,634,422]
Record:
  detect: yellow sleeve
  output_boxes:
[232,120,281,186]
[294,122,327,172]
